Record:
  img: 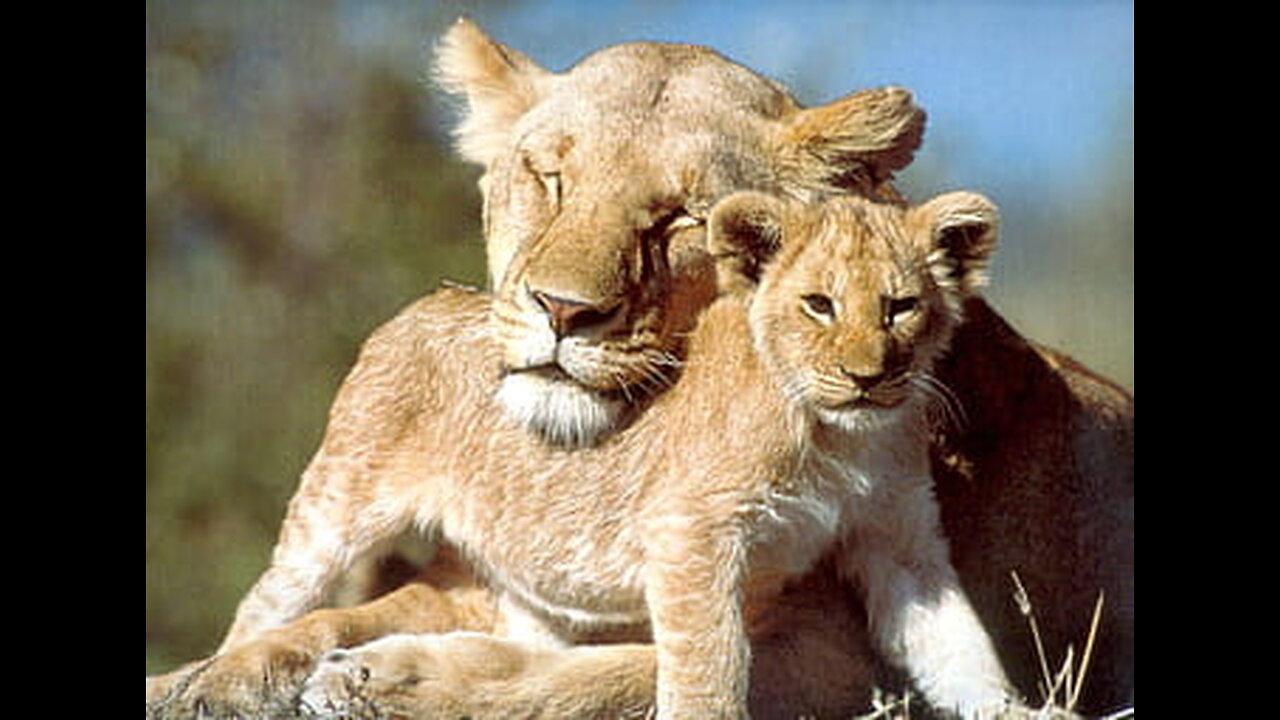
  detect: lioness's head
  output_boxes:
[709,191,998,432]
[435,18,925,446]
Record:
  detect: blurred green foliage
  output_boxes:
[146,0,1131,675]
[146,0,490,671]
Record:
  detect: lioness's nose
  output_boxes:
[532,290,621,337]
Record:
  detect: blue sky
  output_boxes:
[479,1,1134,204]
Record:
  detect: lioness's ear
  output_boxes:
[914,191,1000,296]
[433,17,552,165]
[774,86,926,199]
[707,192,788,294]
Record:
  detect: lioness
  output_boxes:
[146,20,928,717]
[225,190,1015,720]
[441,18,1133,714]
[148,19,1132,717]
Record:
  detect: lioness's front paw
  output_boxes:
[146,640,318,719]
[147,662,203,716]
[298,634,464,719]
[300,632,659,719]
[297,648,379,718]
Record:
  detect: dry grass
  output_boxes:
[852,573,1133,720]
[1008,571,1132,720]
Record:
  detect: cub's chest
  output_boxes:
[744,444,913,581]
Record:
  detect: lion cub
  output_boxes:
[221,191,1013,719]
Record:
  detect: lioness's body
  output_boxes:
[929,300,1134,710]
[146,20,934,717]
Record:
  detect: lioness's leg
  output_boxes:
[293,553,884,720]
[216,457,423,653]
[147,548,498,718]
[302,633,657,720]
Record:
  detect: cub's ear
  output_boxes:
[774,86,926,199]
[913,191,1000,295]
[433,17,552,165]
[707,192,788,294]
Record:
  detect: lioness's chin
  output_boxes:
[496,373,625,448]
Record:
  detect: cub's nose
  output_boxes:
[839,366,887,391]
[531,290,621,338]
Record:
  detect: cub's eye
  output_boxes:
[883,296,920,327]
[801,293,836,321]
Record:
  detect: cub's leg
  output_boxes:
[147,549,496,718]
[848,479,1014,719]
[301,633,657,720]
[643,514,752,720]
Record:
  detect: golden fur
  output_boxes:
[150,191,1017,720]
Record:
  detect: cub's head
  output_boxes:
[708,191,998,431]
[434,18,926,447]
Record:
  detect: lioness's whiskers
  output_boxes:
[636,352,681,391]
[614,370,638,404]
[602,353,679,403]
[650,351,685,368]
